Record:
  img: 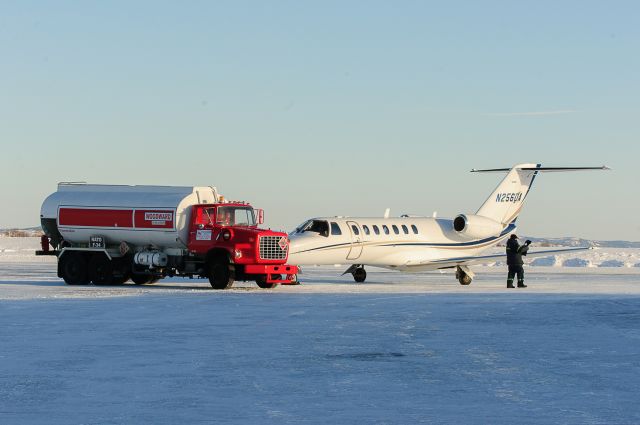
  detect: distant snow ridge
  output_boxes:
[598,260,626,268]
[530,256,560,267]
[563,258,593,268]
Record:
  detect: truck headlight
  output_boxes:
[234,249,242,259]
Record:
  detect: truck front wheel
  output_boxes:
[60,252,89,285]
[256,274,280,289]
[209,259,235,290]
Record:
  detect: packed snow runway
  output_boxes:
[2,257,640,423]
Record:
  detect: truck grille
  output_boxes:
[259,236,288,260]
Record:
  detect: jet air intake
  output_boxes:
[453,214,504,239]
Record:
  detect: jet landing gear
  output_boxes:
[455,265,474,286]
[342,265,367,283]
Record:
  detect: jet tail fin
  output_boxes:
[473,164,609,225]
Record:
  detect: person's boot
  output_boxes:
[517,280,527,288]
[507,279,515,289]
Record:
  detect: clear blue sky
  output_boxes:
[1,1,638,240]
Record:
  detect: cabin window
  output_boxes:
[392,225,399,235]
[382,225,390,235]
[196,207,216,226]
[294,220,312,234]
[295,219,329,237]
[351,225,360,235]
[217,206,256,226]
[363,225,370,235]
[330,222,342,236]
[402,225,409,234]
[373,225,380,235]
[411,225,419,234]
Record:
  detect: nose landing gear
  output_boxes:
[342,264,367,283]
[353,267,367,283]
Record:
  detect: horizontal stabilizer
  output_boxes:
[471,166,610,173]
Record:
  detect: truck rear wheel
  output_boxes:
[60,252,89,285]
[209,259,235,289]
[112,273,129,285]
[89,254,113,285]
[256,274,280,289]
[111,258,130,285]
[131,273,153,285]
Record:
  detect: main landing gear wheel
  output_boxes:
[209,258,235,290]
[456,266,473,285]
[88,254,113,285]
[353,267,367,283]
[60,252,89,285]
[256,274,281,289]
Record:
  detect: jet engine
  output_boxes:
[453,214,504,239]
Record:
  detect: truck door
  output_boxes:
[346,221,363,260]
[188,206,216,253]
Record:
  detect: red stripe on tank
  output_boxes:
[58,208,134,228]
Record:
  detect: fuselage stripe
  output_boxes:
[290,223,516,255]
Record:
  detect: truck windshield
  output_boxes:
[216,206,256,226]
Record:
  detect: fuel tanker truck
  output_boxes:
[37,183,298,289]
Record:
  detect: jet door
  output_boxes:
[346,221,364,260]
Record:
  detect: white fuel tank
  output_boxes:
[41,184,219,249]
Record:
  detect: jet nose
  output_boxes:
[288,233,303,253]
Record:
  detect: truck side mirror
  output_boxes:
[257,209,264,225]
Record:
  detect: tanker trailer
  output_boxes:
[37,183,298,289]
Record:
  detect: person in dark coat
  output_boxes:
[506,234,531,288]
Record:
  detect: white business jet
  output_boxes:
[288,164,608,284]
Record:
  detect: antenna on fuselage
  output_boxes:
[384,208,390,218]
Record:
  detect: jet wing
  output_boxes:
[405,247,592,271]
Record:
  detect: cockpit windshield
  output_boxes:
[216,206,256,226]
[294,219,329,237]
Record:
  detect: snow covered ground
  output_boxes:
[2,237,640,424]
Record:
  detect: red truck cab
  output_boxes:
[188,202,298,288]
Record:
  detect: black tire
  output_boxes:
[458,274,473,285]
[256,274,280,289]
[60,252,89,285]
[353,268,367,283]
[111,273,129,285]
[131,273,153,285]
[209,258,235,289]
[111,258,130,285]
[88,254,114,285]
